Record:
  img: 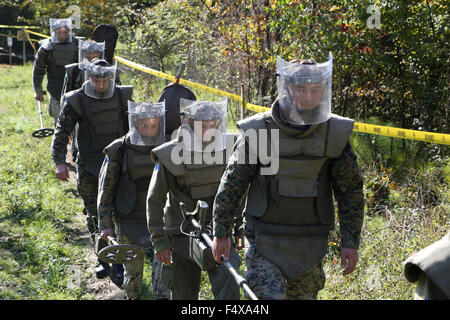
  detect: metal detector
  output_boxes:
[32,91,54,138]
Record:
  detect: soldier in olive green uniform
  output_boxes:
[33,18,78,125]
[404,232,450,300]
[212,54,365,300]
[51,59,131,282]
[97,101,170,300]
[147,98,244,300]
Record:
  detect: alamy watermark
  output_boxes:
[66,5,81,29]
[169,125,280,175]
[367,5,381,30]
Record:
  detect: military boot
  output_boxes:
[95,258,110,279]
[110,264,124,287]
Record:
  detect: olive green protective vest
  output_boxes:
[66,85,133,176]
[404,232,450,299]
[40,38,78,99]
[238,101,354,279]
[151,133,239,235]
[106,135,161,247]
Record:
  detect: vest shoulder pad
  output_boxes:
[237,111,269,132]
[39,38,53,51]
[326,114,355,158]
[103,136,126,158]
[151,140,184,176]
[403,233,450,296]
[116,85,133,100]
[64,88,83,115]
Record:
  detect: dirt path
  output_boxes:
[65,142,126,300]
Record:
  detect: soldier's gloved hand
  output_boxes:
[34,91,44,101]
[341,248,358,275]
[55,164,69,181]
[234,234,245,251]
[212,237,231,264]
[100,227,113,242]
[156,248,172,265]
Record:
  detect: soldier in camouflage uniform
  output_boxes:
[97,101,170,300]
[51,59,130,282]
[147,98,245,300]
[33,18,78,125]
[212,54,364,300]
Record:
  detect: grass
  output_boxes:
[1,63,448,300]
[0,64,92,299]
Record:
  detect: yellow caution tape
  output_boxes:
[24,29,50,39]
[115,56,243,102]
[0,32,40,43]
[0,32,19,39]
[23,29,37,54]
[0,25,40,29]
[245,103,269,113]
[115,55,450,146]
[353,122,449,145]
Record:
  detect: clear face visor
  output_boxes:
[276,53,333,125]
[78,40,105,70]
[179,97,227,152]
[128,101,166,146]
[83,61,117,100]
[50,18,73,43]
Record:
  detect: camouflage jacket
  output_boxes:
[213,128,365,250]
[97,137,124,231]
[50,99,79,165]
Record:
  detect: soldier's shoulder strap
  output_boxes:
[115,85,133,111]
[39,38,54,51]
[326,114,354,158]
[104,135,127,159]
[237,111,269,132]
[116,85,133,101]
[151,139,185,176]
[64,88,83,115]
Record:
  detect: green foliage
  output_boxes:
[1,0,162,38]
[119,0,448,138]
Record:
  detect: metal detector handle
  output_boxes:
[175,63,185,84]
[36,91,47,128]
[199,231,259,300]
[107,235,119,246]
[37,100,44,128]
[181,201,259,300]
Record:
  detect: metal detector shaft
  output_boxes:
[107,235,119,246]
[32,92,54,138]
[185,210,258,300]
[199,230,258,300]
[37,100,45,128]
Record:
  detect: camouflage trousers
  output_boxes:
[76,164,99,240]
[244,244,326,300]
[49,95,61,127]
[115,225,170,300]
